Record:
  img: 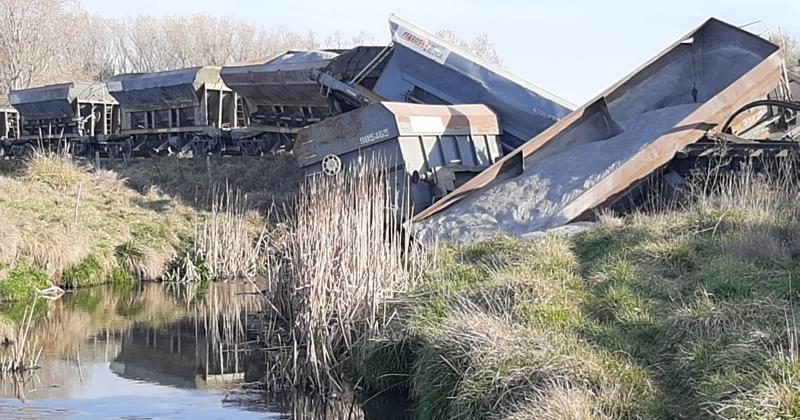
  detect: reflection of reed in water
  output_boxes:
[227,390,414,420]
[0,330,123,400]
[0,281,264,399]
[166,280,264,384]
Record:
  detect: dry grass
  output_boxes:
[502,382,613,420]
[192,188,267,280]
[261,160,425,392]
[102,155,303,214]
[412,310,654,419]
[0,152,197,293]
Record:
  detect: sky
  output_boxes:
[82,0,800,105]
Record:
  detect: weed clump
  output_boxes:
[0,264,50,302]
[62,255,105,289]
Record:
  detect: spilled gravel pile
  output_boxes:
[414,102,701,244]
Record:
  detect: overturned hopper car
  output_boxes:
[374,15,574,151]
[6,82,118,157]
[222,15,573,153]
[413,18,787,243]
[104,66,238,158]
[295,102,502,212]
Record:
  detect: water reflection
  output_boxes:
[0,281,413,419]
[0,281,271,418]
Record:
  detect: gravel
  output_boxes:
[413,103,702,244]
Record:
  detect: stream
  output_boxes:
[0,282,411,419]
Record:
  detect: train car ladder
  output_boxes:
[104,105,114,135]
[235,96,248,128]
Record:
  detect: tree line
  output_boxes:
[0,0,504,94]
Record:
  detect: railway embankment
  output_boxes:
[0,153,276,314]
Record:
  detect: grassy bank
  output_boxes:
[102,155,302,214]
[351,168,800,419]
[0,154,272,306]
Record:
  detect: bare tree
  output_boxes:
[0,3,504,92]
[0,0,90,92]
[768,31,800,71]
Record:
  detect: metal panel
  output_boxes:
[10,82,116,120]
[109,67,226,112]
[295,102,499,168]
[414,18,782,234]
[296,101,502,212]
[374,14,575,151]
[220,51,339,109]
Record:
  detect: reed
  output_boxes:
[194,187,267,280]
[0,299,42,373]
[165,186,268,282]
[262,160,425,392]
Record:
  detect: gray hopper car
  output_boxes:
[7,82,118,157]
[105,66,239,158]
[295,102,502,212]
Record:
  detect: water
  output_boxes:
[0,281,411,419]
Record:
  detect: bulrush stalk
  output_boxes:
[262,159,425,392]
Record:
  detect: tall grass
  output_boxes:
[262,161,425,392]
[165,186,268,282]
[194,187,267,279]
[0,150,199,288]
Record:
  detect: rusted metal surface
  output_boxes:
[414,18,783,227]
[295,102,501,211]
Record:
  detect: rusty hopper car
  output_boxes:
[106,66,237,158]
[7,82,118,157]
[413,18,786,243]
[295,102,502,212]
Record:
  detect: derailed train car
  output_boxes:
[295,102,503,212]
[220,47,391,154]
[221,15,574,153]
[104,66,239,158]
[412,18,796,243]
[5,82,118,157]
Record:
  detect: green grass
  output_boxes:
[62,255,105,289]
[0,264,50,302]
[354,182,800,419]
[0,153,271,303]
